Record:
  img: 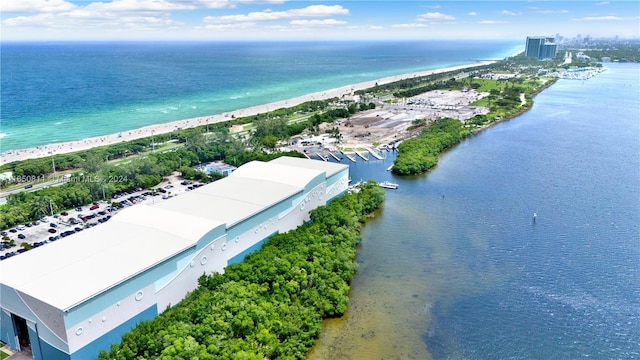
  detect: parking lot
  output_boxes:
[1,176,204,261]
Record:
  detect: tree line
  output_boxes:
[97,181,385,360]
[0,96,372,230]
[392,118,468,175]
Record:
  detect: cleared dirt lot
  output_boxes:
[325,89,489,149]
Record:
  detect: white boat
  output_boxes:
[378,181,399,189]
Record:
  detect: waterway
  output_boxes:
[307,63,640,359]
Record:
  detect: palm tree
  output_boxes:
[30,196,51,219]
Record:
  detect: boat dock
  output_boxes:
[366,148,384,160]
[316,153,328,161]
[354,151,369,161]
[340,151,357,162]
[328,152,341,161]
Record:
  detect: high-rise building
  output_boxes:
[525,36,557,60]
[525,36,545,58]
[540,43,558,59]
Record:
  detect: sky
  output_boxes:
[1,0,639,41]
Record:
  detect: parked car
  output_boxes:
[90,205,99,210]
[48,228,57,234]
[75,207,83,212]
[61,211,69,216]
[50,223,58,228]
[17,234,26,239]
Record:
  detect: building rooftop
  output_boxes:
[156,176,303,227]
[0,157,348,311]
[0,205,222,311]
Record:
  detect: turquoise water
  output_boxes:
[308,63,640,359]
[0,41,521,151]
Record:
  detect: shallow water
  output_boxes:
[308,63,640,359]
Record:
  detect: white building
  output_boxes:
[0,157,349,360]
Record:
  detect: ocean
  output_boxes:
[308,63,640,359]
[0,40,521,151]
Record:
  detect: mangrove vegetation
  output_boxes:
[97,181,385,360]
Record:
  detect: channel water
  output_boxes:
[308,63,640,359]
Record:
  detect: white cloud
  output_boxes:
[595,1,609,5]
[500,10,522,16]
[205,22,256,30]
[83,0,195,12]
[2,0,77,12]
[417,12,455,21]
[196,0,287,9]
[573,15,640,21]
[3,13,57,27]
[236,0,287,3]
[2,1,184,31]
[392,23,428,28]
[468,11,477,16]
[194,0,233,9]
[478,20,508,24]
[290,19,347,26]
[347,25,383,30]
[204,4,348,23]
[536,9,569,14]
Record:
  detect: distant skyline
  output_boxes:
[1,0,639,41]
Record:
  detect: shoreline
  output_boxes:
[1,61,496,166]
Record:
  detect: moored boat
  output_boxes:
[378,181,399,189]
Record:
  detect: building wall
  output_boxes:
[0,285,69,356]
[525,37,543,58]
[0,309,17,350]
[525,36,557,60]
[540,44,558,59]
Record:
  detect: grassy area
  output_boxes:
[0,350,9,360]
[470,78,506,92]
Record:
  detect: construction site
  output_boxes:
[321,89,490,151]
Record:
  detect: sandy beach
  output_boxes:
[1,61,494,166]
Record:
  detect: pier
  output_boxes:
[316,153,328,161]
[340,150,357,162]
[328,152,341,161]
[354,151,369,161]
[366,148,384,160]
